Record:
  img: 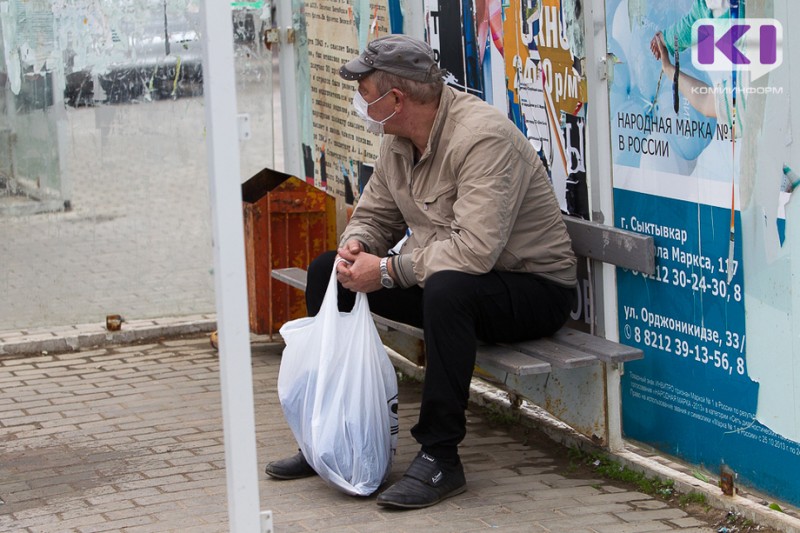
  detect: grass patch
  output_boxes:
[482,407,522,427]
[568,448,675,498]
[678,491,708,507]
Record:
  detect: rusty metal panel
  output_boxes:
[279,212,311,331]
[269,190,327,213]
[379,330,425,367]
[267,210,295,332]
[242,169,337,335]
[481,364,609,447]
[243,202,271,334]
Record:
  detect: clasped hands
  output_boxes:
[336,239,383,293]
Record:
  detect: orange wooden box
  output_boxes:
[242,169,337,335]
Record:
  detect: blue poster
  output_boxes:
[607,0,800,505]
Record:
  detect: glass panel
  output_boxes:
[0,0,64,213]
[234,2,277,180]
[0,1,275,332]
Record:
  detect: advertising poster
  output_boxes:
[423,0,483,97]
[607,0,800,504]
[502,0,589,218]
[423,0,589,219]
[302,0,390,202]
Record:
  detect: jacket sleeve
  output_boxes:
[395,132,531,286]
[339,162,408,256]
[663,0,711,55]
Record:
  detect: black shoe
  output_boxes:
[376,451,466,509]
[264,450,317,480]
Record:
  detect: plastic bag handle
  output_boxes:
[320,258,368,316]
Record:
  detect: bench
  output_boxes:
[271,216,655,450]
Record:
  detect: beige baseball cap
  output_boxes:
[339,35,442,83]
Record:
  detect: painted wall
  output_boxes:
[607,0,800,506]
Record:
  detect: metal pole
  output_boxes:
[583,0,619,342]
[583,0,624,451]
[200,1,261,531]
[277,0,302,176]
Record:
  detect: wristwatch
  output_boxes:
[379,257,395,289]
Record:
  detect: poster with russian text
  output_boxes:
[424,0,589,219]
[303,0,391,203]
[502,0,589,219]
[607,0,800,505]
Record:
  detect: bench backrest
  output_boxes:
[562,216,654,275]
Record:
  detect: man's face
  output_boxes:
[357,78,397,126]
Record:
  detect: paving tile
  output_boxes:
[0,334,741,533]
[615,508,689,522]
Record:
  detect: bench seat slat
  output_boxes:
[374,316,549,375]
[551,328,643,363]
[476,344,551,375]
[267,268,428,340]
[503,338,599,368]
[372,315,425,340]
[269,267,642,373]
[270,267,308,291]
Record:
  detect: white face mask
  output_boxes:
[352,90,396,135]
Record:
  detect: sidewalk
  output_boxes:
[0,327,792,532]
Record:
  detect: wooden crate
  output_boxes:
[242,169,336,335]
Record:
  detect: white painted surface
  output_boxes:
[201,1,261,530]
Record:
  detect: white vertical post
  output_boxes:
[200,2,261,531]
[403,1,425,40]
[277,0,302,176]
[583,0,624,451]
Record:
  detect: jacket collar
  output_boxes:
[424,86,455,156]
[389,86,455,163]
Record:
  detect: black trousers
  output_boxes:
[306,251,575,461]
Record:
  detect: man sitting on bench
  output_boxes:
[265,34,577,510]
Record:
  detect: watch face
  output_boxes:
[381,277,394,289]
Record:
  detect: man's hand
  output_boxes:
[336,240,383,292]
[337,239,364,263]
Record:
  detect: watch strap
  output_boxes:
[380,257,395,288]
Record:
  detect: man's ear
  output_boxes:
[392,89,405,111]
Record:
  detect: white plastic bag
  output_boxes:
[277,261,399,496]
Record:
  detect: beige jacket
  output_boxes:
[340,86,577,288]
